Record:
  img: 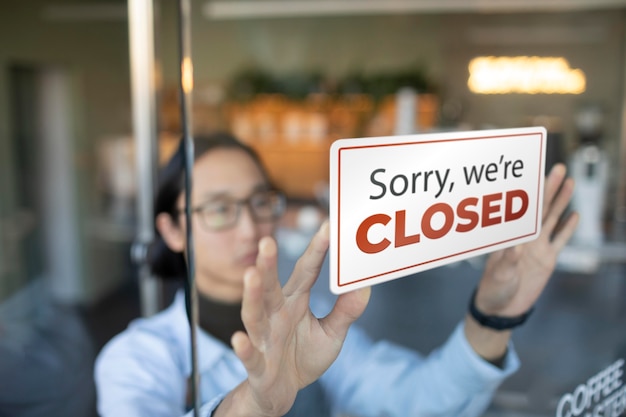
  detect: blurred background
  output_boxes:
[1,0,626,416]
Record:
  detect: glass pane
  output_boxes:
[179,5,626,417]
[1,2,625,417]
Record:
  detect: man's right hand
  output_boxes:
[215,221,371,417]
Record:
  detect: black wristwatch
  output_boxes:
[468,289,534,331]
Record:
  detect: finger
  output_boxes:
[542,163,567,221]
[543,177,575,234]
[232,331,265,376]
[320,287,371,340]
[551,211,580,251]
[241,267,270,350]
[256,236,284,313]
[504,244,523,262]
[283,220,330,297]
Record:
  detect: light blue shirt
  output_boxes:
[95,290,519,417]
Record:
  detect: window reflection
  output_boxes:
[0,2,625,416]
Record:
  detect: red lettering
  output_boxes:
[356,213,392,254]
[481,193,502,227]
[456,197,479,232]
[395,210,420,248]
[422,203,454,240]
[505,189,528,222]
[355,189,530,254]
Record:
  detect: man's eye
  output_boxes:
[209,203,232,215]
[209,202,237,216]
[252,195,272,208]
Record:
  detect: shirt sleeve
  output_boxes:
[95,330,219,417]
[321,320,520,417]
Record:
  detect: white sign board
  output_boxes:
[329,127,547,295]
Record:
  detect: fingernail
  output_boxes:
[259,236,276,257]
[320,219,330,236]
[244,268,255,286]
[551,163,565,176]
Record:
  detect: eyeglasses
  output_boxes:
[180,190,286,231]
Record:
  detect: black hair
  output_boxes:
[146,131,270,280]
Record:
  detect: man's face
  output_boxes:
[176,148,277,302]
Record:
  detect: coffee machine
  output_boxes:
[569,105,609,247]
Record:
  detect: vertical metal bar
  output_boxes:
[128,0,161,317]
[177,0,201,414]
[615,14,626,241]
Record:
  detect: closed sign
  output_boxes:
[329,127,547,294]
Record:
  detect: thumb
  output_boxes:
[504,244,523,262]
[321,286,371,340]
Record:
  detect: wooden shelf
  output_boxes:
[252,140,330,200]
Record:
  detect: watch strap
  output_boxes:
[468,289,534,331]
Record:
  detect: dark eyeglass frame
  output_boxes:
[178,190,286,232]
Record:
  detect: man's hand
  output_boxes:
[465,163,579,362]
[215,221,371,417]
[476,163,579,316]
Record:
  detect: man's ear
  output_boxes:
[156,213,185,253]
